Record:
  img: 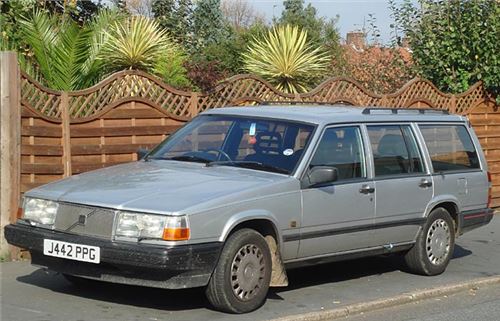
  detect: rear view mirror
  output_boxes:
[137,148,150,160]
[307,166,338,187]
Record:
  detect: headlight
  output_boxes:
[115,212,190,241]
[23,197,58,226]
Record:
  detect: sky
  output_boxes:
[247,0,412,44]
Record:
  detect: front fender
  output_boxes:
[219,210,282,248]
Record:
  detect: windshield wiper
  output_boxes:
[207,161,289,174]
[150,155,211,163]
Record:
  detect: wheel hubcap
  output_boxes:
[231,244,266,301]
[426,218,451,265]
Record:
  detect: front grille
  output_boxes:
[54,203,116,239]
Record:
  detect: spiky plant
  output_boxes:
[243,24,330,94]
[100,16,175,71]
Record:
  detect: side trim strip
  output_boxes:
[283,217,426,242]
[462,208,494,219]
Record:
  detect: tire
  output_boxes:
[404,207,456,276]
[205,228,272,313]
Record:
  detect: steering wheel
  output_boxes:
[203,148,232,162]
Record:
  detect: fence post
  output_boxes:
[60,92,72,177]
[450,95,457,114]
[190,92,199,118]
[0,52,21,259]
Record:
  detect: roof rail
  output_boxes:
[362,108,449,115]
[260,101,337,106]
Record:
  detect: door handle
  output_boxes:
[359,184,375,194]
[419,178,433,188]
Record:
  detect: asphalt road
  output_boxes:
[1,216,499,321]
[344,283,500,321]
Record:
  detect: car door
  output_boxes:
[367,124,433,245]
[298,125,376,258]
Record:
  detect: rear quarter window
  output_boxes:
[419,124,480,172]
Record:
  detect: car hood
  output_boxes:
[26,160,296,214]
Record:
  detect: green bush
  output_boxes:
[391,0,500,102]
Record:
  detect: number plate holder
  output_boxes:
[43,239,100,264]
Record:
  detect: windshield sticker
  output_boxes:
[283,149,294,156]
[249,123,257,136]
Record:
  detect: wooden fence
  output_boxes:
[1,51,498,256]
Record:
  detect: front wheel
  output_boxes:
[205,228,272,313]
[404,207,455,276]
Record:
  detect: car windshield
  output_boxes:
[148,115,315,175]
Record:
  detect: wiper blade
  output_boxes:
[207,161,289,174]
[150,155,211,163]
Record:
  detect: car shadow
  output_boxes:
[16,269,209,311]
[16,245,473,311]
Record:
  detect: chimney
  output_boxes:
[346,31,366,51]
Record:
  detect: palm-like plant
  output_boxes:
[101,16,174,71]
[17,11,190,90]
[243,24,330,93]
[18,9,120,90]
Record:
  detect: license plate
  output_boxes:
[43,239,100,264]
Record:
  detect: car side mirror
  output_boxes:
[137,148,150,160]
[307,166,338,187]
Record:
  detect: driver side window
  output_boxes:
[309,126,366,181]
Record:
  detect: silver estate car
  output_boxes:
[6,106,494,313]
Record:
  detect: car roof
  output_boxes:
[202,105,465,125]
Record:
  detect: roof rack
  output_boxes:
[362,108,449,115]
[260,101,337,106]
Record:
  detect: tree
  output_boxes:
[126,0,154,17]
[152,0,193,48]
[277,0,341,54]
[243,24,329,93]
[390,0,500,102]
[38,0,103,24]
[220,0,265,30]
[337,47,415,94]
[192,0,228,51]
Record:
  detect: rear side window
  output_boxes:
[419,125,480,172]
[367,125,425,176]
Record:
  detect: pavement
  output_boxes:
[343,282,500,321]
[1,216,499,321]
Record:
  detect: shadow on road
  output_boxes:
[17,270,210,311]
[15,245,472,311]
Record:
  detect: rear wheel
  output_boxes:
[404,207,455,275]
[205,228,272,313]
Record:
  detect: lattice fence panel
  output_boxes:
[21,75,61,118]
[302,79,381,106]
[67,73,192,119]
[384,80,452,110]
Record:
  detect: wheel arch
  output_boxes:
[426,196,461,232]
[219,211,282,248]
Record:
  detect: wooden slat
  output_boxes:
[72,162,124,173]
[21,182,46,192]
[103,108,165,119]
[71,143,157,155]
[470,119,500,125]
[22,126,62,137]
[69,125,180,137]
[21,144,63,156]
[21,163,64,174]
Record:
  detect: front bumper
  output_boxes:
[4,223,222,289]
[458,208,495,235]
